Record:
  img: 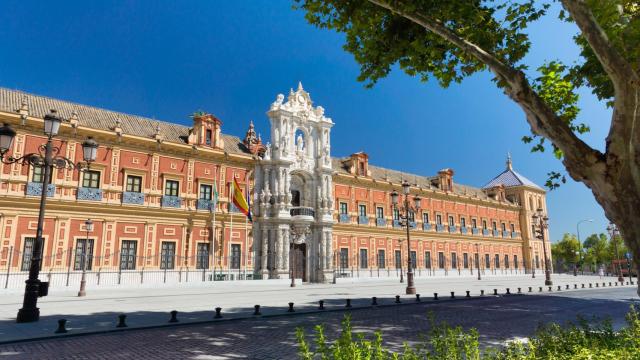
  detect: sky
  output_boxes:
[0,1,613,242]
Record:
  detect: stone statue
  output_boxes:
[296,133,304,152]
[271,93,284,110]
[264,143,271,160]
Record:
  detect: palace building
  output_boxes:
[0,84,551,287]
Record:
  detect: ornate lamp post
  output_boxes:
[0,111,98,323]
[529,246,535,278]
[391,180,421,295]
[475,243,481,280]
[532,208,552,286]
[607,223,624,283]
[78,219,94,297]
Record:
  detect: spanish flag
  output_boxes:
[231,178,252,222]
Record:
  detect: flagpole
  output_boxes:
[229,180,233,280]
[211,179,217,282]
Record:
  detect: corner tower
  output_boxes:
[252,83,335,283]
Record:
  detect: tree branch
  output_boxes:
[367,0,606,183]
[560,0,638,85]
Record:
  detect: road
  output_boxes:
[0,287,636,360]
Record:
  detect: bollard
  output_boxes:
[557,285,561,291]
[288,302,295,312]
[566,285,569,290]
[574,284,578,289]
[480,290,484,296]
[416,294,421,302]
[609,282,612,286]
[506,288,511,295]
[450,291,455,299]
[372,297,378,306]
[582,283,585,288]
[55,319,68,334]
[169,310,178,323]
[528,286,532,293]
[466,290,470,298]
[596,283,599,287]
[493,289,498,296]
[395,295,401,304]
[319,300,325,310]
[214,307,222,319]
[589,283,592,288]
[517,287,522,294]
[116,314,127,328]
[539,286,543,292]
[434,293,439,300]
[254,305,261,316]
[548,286,552,291]
[346,299,352,308]
[602,282,606,287]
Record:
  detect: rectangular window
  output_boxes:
[410,251,416,269]
[494,254,500,268]
[74,238,94,271]
[514,255,519,269]
[460,217,466,228]
[438,252,445,269]
[339,202,348,215]
[230,244,241,269]
[82,170,100,189]
[200,184,212,200]
[376,207,384,219]
[474,253,479,269]
[408,211,415,222]
[165,180,179,197]
[422,212,429,224]
[21,237,39,271]
[436,214,442,225]
[205,129,212,146]
[377,250,385,268]
[448,216,455,227]
[393,208,400,221]
[359,249,368,269]
[472,218,477,228]
[126,175,142,193]
[492,221,498,231]
[501,223,506,232]
[395,250,402,269]
[485,254,490,268]
[32,165,52,184]
[482,220,488,229]
[160,242,176,269]
[196,243,210,269]
[463,253,469,268]
[451,252,457,269]
[510,224,515,233]
[340,248,349,269]
[535,255,540,268]
[120,240,137,270]
[424,251,431,268]
[504,255,510,268]
[358,204,367,217]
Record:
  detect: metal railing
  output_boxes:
[290,206,315,217]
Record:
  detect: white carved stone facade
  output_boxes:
[252,83,334,283]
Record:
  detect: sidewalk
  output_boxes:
[0,274,630,343]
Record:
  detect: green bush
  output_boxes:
[296,307,640,359]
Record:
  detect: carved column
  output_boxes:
[261,227,268,273]
[275,228,283,271]
[282,228,290,271]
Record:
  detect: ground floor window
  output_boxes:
[485,254,490,269]
[474,253,479,269]
[535,255,540,268]
[424,251,431,268]
[230,244,241,269]
[451,252,457,269]
[120,240,137,270]
[196,243,210,270]
[160,241,176,269]
[514,255,518,269]
[463,253,469,268]
[74,238,94,271]
[494,254,500,269]
[438,252,445,269]
[340,248,349,269]
[504,255,510,269]
[395,250,402,269]
[359,249,368,269]
[410,251,416,269]
[377,250,385,268]
[21,237,40,271]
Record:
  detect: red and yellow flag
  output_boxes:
[231,178,252,222]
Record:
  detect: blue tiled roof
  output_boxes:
[483,168,544,191]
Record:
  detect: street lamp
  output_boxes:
[607,223,624,283]
[532,208,552,286]
[391,180,421,295]
[575,219,593,276]
[529,246,535,278]
[475,243,481,280]
[78,219,94,297]
[1,111,99,323]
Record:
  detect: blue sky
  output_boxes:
[0,1,611,241]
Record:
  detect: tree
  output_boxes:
[582,233,609,270]
[552,233,581,271]
[296,0,640,294]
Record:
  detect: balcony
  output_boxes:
[493,230,500,237]
[77,187,103,201]
[423,223,431,231]
[376,218,386,227]
[409,221,417,229]
[26,182,55,197]
[472,228,479,235]
[122,191,144,205]
[358,216,369,225]
[339,214,350,223]
[448,225,457,233]
[511,231,518,238]
[197,199,214,211]
[460,226,468,234]
[482,229,490,236]
[436,224,445,232]
[502,230,510,238]
[393,219,401,228]
[290,206,315,222]
[162,195,182,208]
